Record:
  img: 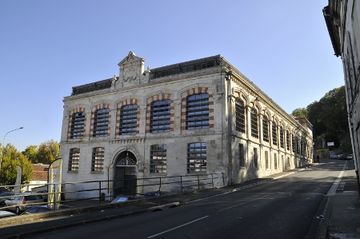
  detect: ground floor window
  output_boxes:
[265,151,269,169]
[253,148,258,169]
[68,148,80,172]
[92,147,104,172]
[239,143,245,167]
[150,144,167,173]
[274,153,278,170]
[187,142,207,173]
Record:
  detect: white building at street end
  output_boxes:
[324,0,360,187]
[60,52,313,199]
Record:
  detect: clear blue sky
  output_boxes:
[0,0,343,151]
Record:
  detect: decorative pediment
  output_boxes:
[118,51,144,66]
[116,51,147,89]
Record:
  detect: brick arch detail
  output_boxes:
[90,103,111,137]
[67,107,86,140]
[145,93,174,133]
[115,98,139,137]
[180,86,215,131]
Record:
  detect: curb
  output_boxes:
[147,202,181,212]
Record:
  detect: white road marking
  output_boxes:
[273,172,296,180]
[147,215,209,238]
[217,195,271,212]
[326,161,348,196]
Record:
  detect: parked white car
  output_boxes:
[5,193,45,215]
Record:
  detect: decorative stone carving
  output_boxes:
[117,51,145,88]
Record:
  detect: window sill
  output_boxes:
[67,170,78,174]
[91,171,104,174]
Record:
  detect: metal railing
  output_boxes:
[0,172,224,214]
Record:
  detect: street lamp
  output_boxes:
[0,127,24,172]
[3,127,24,142]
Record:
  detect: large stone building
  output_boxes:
[323,0,360,187]
[60,52,313,198]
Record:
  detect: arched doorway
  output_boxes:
[113,151,137,196]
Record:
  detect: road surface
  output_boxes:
[28,160,349,239]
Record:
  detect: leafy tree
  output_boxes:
[292,108,308,118]
[36,140,59,164]
[22,145,38,163]
[0,144,32,185]
[293,86,351,152]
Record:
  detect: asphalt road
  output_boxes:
[28,160,348,239]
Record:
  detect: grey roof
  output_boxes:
[72,78,112,96]
[149,55,221,80]
[71,55,222,96]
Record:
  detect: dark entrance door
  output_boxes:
[113,151,137,196]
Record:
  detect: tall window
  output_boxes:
[265,151,269,169]
[187,142,207,173]
[151,100,171,133]
[235,99,245,133]
[253,148,258,169]
[239,143,245,167]
[280,126,284,148]
[292,135,296,153]
[262,115,269,142]
[286,131,290,150]
[120,104,138,135]
[272,122,278,145]
[186,93,209,130]
[93,108,110,137]
[70,112,85,139]
[250,108,258,138]
[68,148,80,172]
[150,144,167,173]
[274,153,278,169]
[91,147,104,172]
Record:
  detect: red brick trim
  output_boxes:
[180,87,214,131]
[67,107,86,140]
[90,104,110,137]
[145,93,173,133]
[116,98,140,137]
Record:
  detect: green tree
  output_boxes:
[36,140,60,164]
[292,108,308,118]
[293,86,351,152]
[22,145,38,163]
[0,144,32,185]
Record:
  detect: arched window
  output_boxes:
[272,122,278,145]
[70,112,85,139]
[280,126,284,148]
[250,108,258,138]
[262,115,269,142]
[186,93,209,130]
[235,99,246,133]
[120,104,138,135]
[93,108,110,137]
[151,100,171,133]
[286,131,290,150]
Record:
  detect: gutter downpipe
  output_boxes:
[226,70,233,185]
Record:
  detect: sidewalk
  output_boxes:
[316,160,360,239]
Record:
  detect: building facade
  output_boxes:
[323,0,360,186]
[60,52,313,198]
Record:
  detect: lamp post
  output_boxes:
[0,127,24,172]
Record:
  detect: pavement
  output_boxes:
[0,161,359,239]
[317,160,360,239]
